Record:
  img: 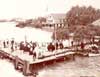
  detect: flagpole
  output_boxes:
[54,24,57,52]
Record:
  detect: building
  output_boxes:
[91,19,100,41]
[92,19,100,26]
[46,13,66,28]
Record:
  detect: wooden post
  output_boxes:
[23,60,31,76]
[14,56,18,70]
[72,54,75,61]
[14,56,32,76]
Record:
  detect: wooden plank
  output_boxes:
[0,48,75,64]
[29,52,75,64]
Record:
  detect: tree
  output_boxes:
[66,6,100,26]
[52,27,69,40]
[31,17,46,28]
[37,17,46,23]
[73,25,98,43]
[16,17,46,28]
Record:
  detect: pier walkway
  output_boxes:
[0,47,75,76]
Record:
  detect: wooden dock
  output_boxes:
[0,48,75,76]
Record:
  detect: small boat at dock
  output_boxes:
[88,53,100,57]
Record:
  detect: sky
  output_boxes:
[0,0,100,19]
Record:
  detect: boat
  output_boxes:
[88,53,100,57]
[86,45,100,57]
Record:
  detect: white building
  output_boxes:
[46,13,66,28]
[92,18,100,26]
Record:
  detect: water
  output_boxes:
[37,56,100,77]
[1,56,100,77]
[0,59,24,77]
[0,22,100,77]
[0,22,52,43]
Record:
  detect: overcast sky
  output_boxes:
[0,0,100,19]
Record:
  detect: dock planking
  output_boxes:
[0,47,75,76]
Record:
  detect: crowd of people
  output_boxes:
[47,42,64,51]
[2,39,17,51]
[2,38,100,59]
[2,39,65,59]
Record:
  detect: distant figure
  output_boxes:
[71,41,73,47]
[33,51,36,60]
[80,42,85,50]
[7,41,9,45]
[19,41,24,50]
[34,44,41,59]
[3,41,6,48]
[15,42,18,50]
[91,46,99,53]
[6,40,9,47]
[11,39,14,46]
[59,42,64,49]
[11,46,14,52]
[55,42,59,49]
[47,43,55,51]
[92,37,95,44]
[24,43,29,52]
[32,42,36,51]
[11,39,14,52]
[29,42,37,55]
[27,43,31,52]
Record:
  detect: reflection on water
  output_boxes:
[37,56,100,77]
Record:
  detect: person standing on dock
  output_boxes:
[29,42,36,55]
[19,41,24,50]
[15,42,18,50]
[6,39,9,47]
[55,42,59,50]
[3,41,6,48]
[80,42,85,51]
[34,43,40,59]
[47,43,55,52]
[11,39,14,52]
[32,42,36,51]
[71,41,73,47]
[59,42,64,49]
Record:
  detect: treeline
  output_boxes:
[53,6,100,41]
[16,17,46,28]
[66,6,100,26]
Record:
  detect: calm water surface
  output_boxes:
[37,56,100,77]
